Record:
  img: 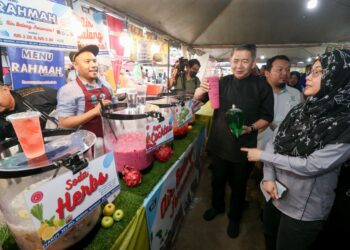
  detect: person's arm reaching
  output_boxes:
[194,78,209,102]
[241,143,350,177]
[59,99,111,128]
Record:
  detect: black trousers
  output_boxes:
[211,155,253,221]
[263,200,324,250]
[312,191,350,249]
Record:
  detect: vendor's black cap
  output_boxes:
[73,45,99,62]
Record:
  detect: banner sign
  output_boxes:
[23,152,120,249]
[175,100,193,127]
[72,1,109,55]
[106,14,124,90]
[146,115,174,153]
[137,40,153,64]
[0,0,77,50]
[144,128,206,250]
[49,0,65,4]
[153,38,169,65]
[7,46,65,89]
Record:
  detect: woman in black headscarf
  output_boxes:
[241,49,350,250]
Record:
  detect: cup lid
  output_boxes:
[0,129,96,178]
[6,111,41,122]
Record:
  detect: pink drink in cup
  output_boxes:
[6,111,45,159]
[208,76,220,109]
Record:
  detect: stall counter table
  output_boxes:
[0,121,207,250]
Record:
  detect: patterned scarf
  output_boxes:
[274,49,350,156]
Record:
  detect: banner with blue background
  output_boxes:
[7,47,65,90]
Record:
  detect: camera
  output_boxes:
[177,57,188,73]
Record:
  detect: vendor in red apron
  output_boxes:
[57,45,116,138]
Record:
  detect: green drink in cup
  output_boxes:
[225,105,244,138]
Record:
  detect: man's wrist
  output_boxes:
[249,124,256,133]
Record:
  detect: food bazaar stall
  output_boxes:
[0,121,206,250]
[0,0,209,249]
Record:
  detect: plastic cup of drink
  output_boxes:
[136,84,147,105]
[207,76,220,109]
[127,88,138,107]
[6,111,45,159]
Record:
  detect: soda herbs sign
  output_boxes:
[23,152,120,249]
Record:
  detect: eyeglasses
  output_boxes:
[307,69,323,78]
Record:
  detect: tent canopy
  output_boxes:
[92,0,350,63]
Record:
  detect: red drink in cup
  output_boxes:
[208,76,220,109]
[6,111,45,159]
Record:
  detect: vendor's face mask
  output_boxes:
[190,71,197,78]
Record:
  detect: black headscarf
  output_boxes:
[274,49,350,157]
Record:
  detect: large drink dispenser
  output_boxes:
[101,103,161,172]
[0,130,100,250]
[161,92,194,138]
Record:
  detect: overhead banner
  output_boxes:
[153,38,169,65]
[96,55,117,92]
[49,0,65,4]
[0,0,78,50]
[7,46,65,90]
[72,1,110,55]
[106,14,124,90]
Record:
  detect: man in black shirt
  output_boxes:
[0,84,57,140]
[194,44,274,238]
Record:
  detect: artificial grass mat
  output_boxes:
[0,121,205,249]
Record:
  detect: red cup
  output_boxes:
[207,76,220,109]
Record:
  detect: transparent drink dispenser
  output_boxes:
[101,103,162,172]
[160,92,194,138]
[0,129,100,250]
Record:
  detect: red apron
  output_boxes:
[76,77,112,138]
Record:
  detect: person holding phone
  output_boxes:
[241,49,350,250]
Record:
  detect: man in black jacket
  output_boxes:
[0,83,57,140]
[194,44,274,238]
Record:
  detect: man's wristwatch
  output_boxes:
[249,124,256,133]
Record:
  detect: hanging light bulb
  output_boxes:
[119,28,132,47]
[151,41,160,54]
[307,0,318,9]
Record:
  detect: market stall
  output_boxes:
[0,121,206,250]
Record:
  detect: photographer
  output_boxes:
[169,58,201,93]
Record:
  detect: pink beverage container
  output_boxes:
[6,111,45,159]
[208,76,220,109]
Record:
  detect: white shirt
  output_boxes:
[258,85,303,149]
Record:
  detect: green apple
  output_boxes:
[113,209,124,221]
[101,216,114,228]
[103,203,116,216]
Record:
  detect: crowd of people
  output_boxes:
[194,46,350,249]
[1,44,349,249]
